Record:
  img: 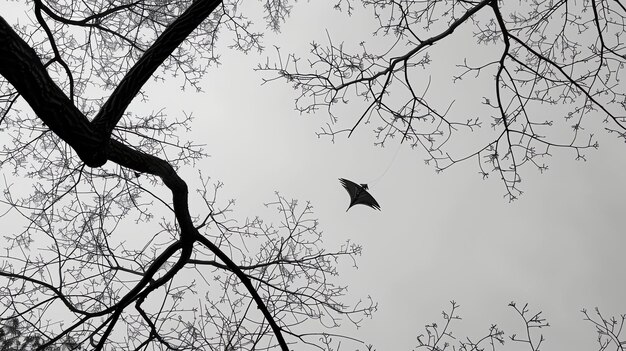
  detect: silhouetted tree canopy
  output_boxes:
[0,1,373,350]
[0,317,81,350]
[262,0,626,200]
[0,0,625,350]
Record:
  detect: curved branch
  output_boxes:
[0,8,290,350]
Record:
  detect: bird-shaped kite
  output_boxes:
[339,178,381,211]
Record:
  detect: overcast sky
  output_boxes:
[2,1,626,350]
[185,3,626,350]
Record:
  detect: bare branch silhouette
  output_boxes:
[260,0,626,200]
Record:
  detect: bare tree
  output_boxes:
[262,0,626,200]
[411,302,625,351]
[0,1,374,350]
[1,0,624,350]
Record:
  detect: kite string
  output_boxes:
[367,141,402,186]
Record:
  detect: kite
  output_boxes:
[339,178,381,211]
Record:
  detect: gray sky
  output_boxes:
[177,3,626,350]
[2,1,626,350]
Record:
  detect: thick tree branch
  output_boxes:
[107,140,291,350]
[90,0,222,140]
[0,8,290,349]
[193,233,290,349]
[0,16,106,167]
